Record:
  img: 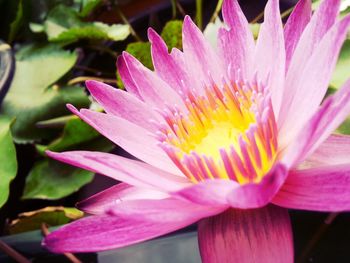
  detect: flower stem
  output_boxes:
[67,76,117,86]
[116,5,142,42]
[210,0,223,23]
[171,0,177,18]
[196,0,203,30]
[296,212,339,263]
[0,240,30,263]
[280,6,294,19]
[176,0,186,17]
[250,10,264,23]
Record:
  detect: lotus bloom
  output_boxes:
[44,0,350,261]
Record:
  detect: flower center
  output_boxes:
[158,80,278,185]
[194,122,241,161]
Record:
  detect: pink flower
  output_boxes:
[43,0,350,262]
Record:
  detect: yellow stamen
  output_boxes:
[159,81,278,185]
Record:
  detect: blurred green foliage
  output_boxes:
[161,20,183,50]
[0,117,17,208]
[33,5,129,45]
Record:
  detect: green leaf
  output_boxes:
[330,39,350,89]
[8,206,83,234]
[22,159,94,200]
[161,20,183,50]
[29,23,45,33]
[79,0,102,17]
[43,5,129,44]
[337,118,350,135]
[126,42,153,69]
[36,116,100,154]
[8,0,23,43]
[1,45,90,143]
[0,116,17,208]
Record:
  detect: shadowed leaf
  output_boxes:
[0,116,17,208]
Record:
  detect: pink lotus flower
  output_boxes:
[44,0,350,261]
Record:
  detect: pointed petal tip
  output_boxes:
[184,15,191,22]
[147,27,158,42]
[121,51,137,65]
[66,104,79,115]
[183,15,196,29]
[85,79,101,90]
[85,79,115,97]
[45,150,63,163]
[116,53,123,65]
[120,51,131,62]
[75,199,91,213]
[122,50,131,58]
[222,0,241,25]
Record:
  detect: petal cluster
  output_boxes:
[44,0,350,261]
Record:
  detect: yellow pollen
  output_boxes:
[194,122,239,161]
[160,82,278,185]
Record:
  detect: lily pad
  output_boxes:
[8,206,84,234]
[43,5,130,44]
[79,0,102,17]
[126,42,153,69]
[36,116,100,154]
[22,159,94,200]
[0,116,17,208]
[161,20,183,50]
[0,44,90,143]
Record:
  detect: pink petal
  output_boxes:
[218,0,255,80]
[67,104,182,175]
[175,163,288,209]
[279,15,350,149]
[254,0,285,117]
[282,79,350,168]
[273,164,350,212]
[44,212,198,253]
[173,179,238,206]
[47,150,190,191]
[284,0,340,79]
[148,28,190,94]
[302,134,350,168]
[284,0,312,70]
[198,206,293,263]
[117,55,141,99]
[108,197,225,222]
[77,183,169,215]
[86,80,161,131]
[182,16,225,86]
[121,52,186,111]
